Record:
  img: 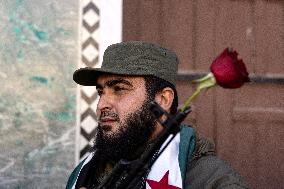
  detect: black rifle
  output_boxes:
[97,101,191,189]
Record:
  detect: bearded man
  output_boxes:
[66,41,249,189]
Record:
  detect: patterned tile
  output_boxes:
[77,0,100,160]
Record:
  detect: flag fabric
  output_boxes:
[146,134,183,189]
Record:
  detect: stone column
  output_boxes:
[76,0,122,163]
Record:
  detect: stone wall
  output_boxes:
[0,0,78,188]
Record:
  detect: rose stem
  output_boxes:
[180,88,202,112]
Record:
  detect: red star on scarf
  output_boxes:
[146,171,181,189]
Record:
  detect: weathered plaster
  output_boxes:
[0,0,78,188]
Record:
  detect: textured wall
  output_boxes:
[123,1,284,189]
[0,0,78,188]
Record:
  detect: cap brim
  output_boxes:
[73,67,137,86]
[73,66,159,86]
[73,67,106,86]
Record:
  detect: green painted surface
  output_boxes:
[30,76,49,84]
[0,0,78,188]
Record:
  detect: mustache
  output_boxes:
[99,111,120,121]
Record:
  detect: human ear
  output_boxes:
[154,87,174,113]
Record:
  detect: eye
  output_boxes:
[97,88,103,96]
[114,86,125,92]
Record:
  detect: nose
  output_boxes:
[96,92,113,114]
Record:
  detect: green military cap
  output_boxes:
[73,41,179,86]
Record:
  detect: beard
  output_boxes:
[93,97,156,163]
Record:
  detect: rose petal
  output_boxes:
[210,48,250,89]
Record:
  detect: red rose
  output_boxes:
[181,48,250,112]
[210,48,250,89]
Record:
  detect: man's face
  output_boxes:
[94,75,156,161]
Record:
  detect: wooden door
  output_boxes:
[123,0,284,188]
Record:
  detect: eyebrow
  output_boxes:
[96,78,133,89]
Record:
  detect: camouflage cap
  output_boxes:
[73,41,179,86]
